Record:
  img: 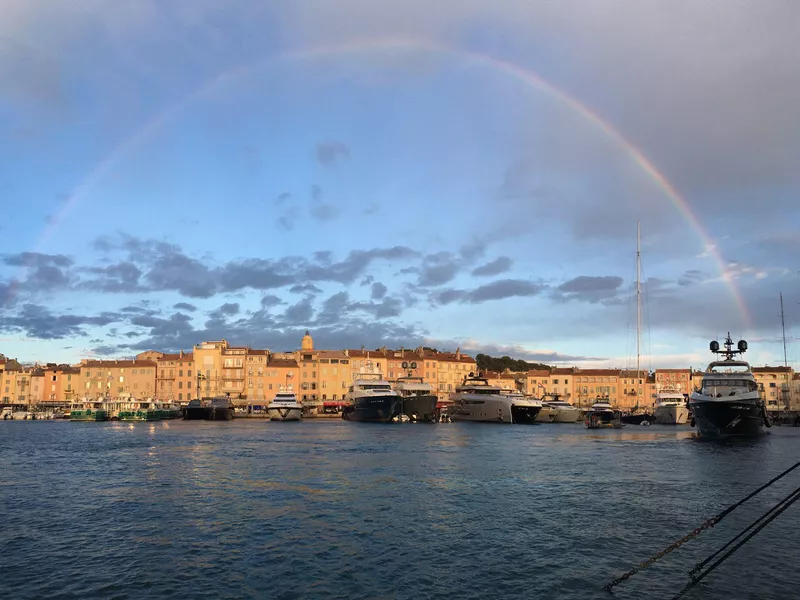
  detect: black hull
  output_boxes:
[342,396,401,423]
[511,405,542,424]
[689,399,765,438]
[183,406,210,420]
[400,395,438,422]
[208,407,234,421]
[621,413,655,425]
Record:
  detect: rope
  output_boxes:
[603,459,800,593]
[689,482,800,578]
[670,486,800,600]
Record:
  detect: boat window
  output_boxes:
[359,384,391,390]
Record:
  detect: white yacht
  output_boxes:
[267,388,303,422]
[342,362,402,423]
[450,377,542,424]
[548,400,582,423]
[688,334,767,438]
[654,390,689,425]
[585,401,623,429]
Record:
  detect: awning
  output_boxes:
[323,401,348,407]
[436,401,454,409]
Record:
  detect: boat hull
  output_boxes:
[654,405,689,425]
[268,407,303,421]
[342,395,400,423]
[585,411,622,429]
[689,399,765,438]
[400,395,438,422]
[208,406,234,421]
[183,406,210,420]
[70,410,107,422]
[552,409,581,423]
[621,413,655,426]
[535,407,558,423]
[511,404,542,424]
[118,410,159,422]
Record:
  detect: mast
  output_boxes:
[636,221,641,382]
[780,292,788,368]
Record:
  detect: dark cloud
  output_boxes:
[317,291,350,324]
[82,262,142,293]
[433,279,545,305]
[260,294,285,307]
[0,303,118,339]
[1,252,74,295]
[459,239,488,261]
[472,257,512,277]
[212,303,240,317]
[363,203,380,216]
[275,192,291,205]
[311,184,322,201]
[428,339,603,365]
[290,283,323,295]
[173,302,197,312]
[310,202,339,222]
[283,297,314,324]
[551,276,624,303]
[418,252,462,287]
[348,297,404,319]
[316,141,349,166]
[371,282,388,300]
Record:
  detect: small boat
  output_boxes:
[11,411,34,420]
[69,399,108,422]
[342,361,401,423]
[394,375,438,422]
[154,400,182,420]
[1,407,13,420]
[654,391,689,425]
[118,398,159,421]
[585,401,624,429]
[688,334,767,438]
[183,399,210,420]
[621,411,655,426]
[267,388,303,421]
[208,396,235,421]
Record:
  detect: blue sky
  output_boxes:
[1,1,798,369]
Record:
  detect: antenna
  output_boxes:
[780,292,788,368]
[636,221,641,382]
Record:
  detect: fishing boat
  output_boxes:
[342,361,401,423]
[450,376,542,424]
[117,398,159,421]
[654,390,689,425]
[183,399,210,420]
[69,399,108,422]
[267,387,303,421]
[585,401,624,429]
[688,334,768,438]
[394,374,438,422]
[208,396,235,421]
[154,400,182,420]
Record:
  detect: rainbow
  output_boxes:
[16,37,750,325]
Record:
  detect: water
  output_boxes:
[1,421,799,600]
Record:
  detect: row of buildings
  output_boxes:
[2,332,799,413]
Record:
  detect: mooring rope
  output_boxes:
[603,459,800,593]
[669,485,800,600]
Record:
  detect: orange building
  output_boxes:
[654,368,692,396]
[244,350,300,404]
[40,364,81,404]
[154,351,195,403]
[78,359,157,399]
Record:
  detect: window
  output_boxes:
[132,369,138,375]
[178,382,183,389]
[188,370,192,377]
[179,393,183,400]
[179,369,183,377]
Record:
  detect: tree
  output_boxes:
[475,353,551,373]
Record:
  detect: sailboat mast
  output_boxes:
[636,221,641,381]
[780,292,788,368]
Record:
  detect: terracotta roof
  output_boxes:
[655,368,691,373]
[268,358,299,368]
[247,349,269,356]
[157,352,193,362]
[550,367,575,375]
[525,370,552,377]
[575,369,622,376]
[82,360,157,368]
[752,366,793,373]
[435,352,475,363]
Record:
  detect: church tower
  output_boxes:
[301,330,314,351]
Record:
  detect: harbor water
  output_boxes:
[1,421,799,599]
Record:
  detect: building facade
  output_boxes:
[153,351,195,403]
[78,359,157,399]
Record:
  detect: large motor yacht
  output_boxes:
[342,362,402,423]
[688,334,768,438]
[654,390,689,425]
[450,376,541,424]
[539,394,581,423]
[394,375,438,422]
[267,388,303,422]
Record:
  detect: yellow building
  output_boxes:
[753,366,794,412]
[432,349,476,403]
[153,351,196,403]
[193,340,228,399]
[40,365,81,404]
[293,332,353,410]
[654,368,692,396]
[483,370,522,391]
[78,359,157,399]
[244,349,300,404]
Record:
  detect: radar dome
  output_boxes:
[738,340,748,352]
[710,341,720,352]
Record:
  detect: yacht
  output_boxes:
[654,390,689,425]
[342,362,401,423]
[585,401,623,429]
[394,375,438,422]
[117,398,159,421]
[267,388,303,422]
[688,334,768,438]
[548,400,582,423]
[450,376,542,424]
[183,399,209,420]
[535,402,558,423]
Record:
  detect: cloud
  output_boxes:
[283,297,314,324]
[551,276,624,303]
[316,141,349,166]
[678,270,709,287]
[289,283,323,295]
[275,192,291,205]
[0,303,119,339]
[418,252,462,287]
[212,302,240,317]
[371,282,387,300]
[472,257,512,277]
[433,279,545,305]
[260,294,285,307]
[173,302,197,312]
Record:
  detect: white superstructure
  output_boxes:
[654,390,689,425]
[267,388,303,422]
[450,378,541,424]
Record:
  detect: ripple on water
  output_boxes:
[1,421,799,599]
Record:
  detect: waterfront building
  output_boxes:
[151,351,195,403]
[244,349,300,405]
[78,359,157,399]
[40,365,80,405]
[654,368,692,396]
[753,366,794,413]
